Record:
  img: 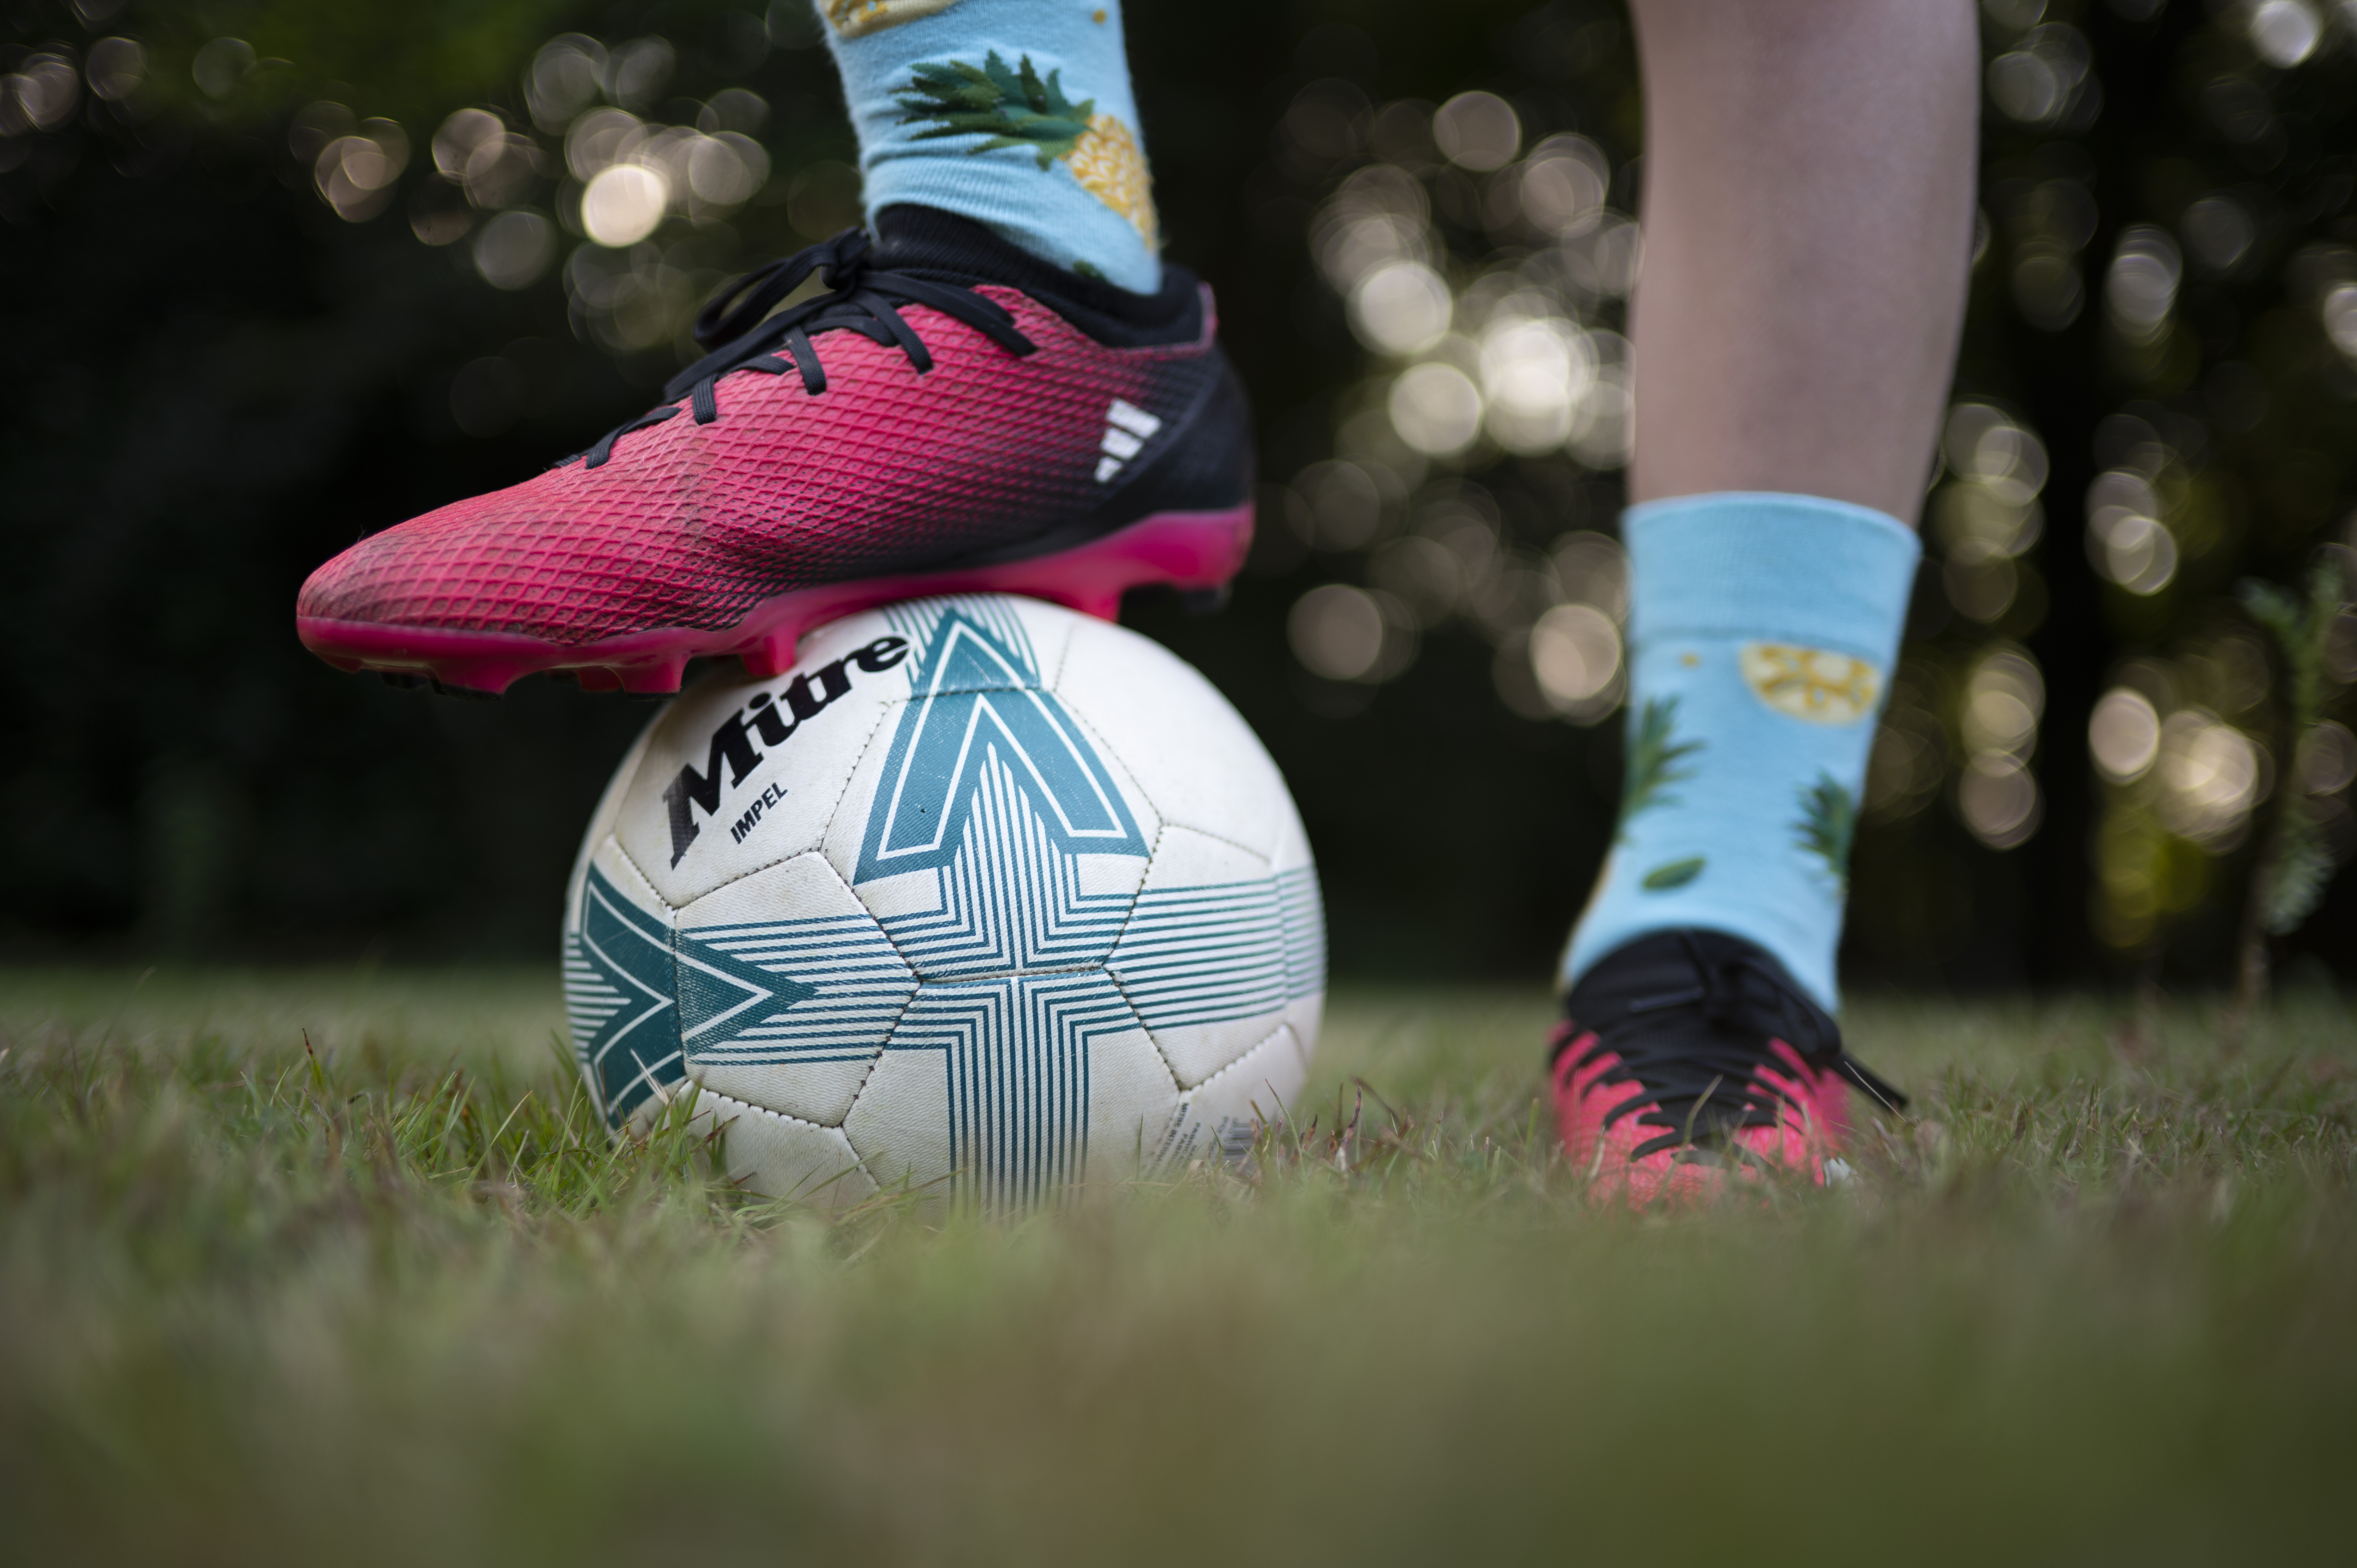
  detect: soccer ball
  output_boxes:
[560,594,1325,1215]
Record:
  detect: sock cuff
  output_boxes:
[871,205,1201,347]
[818,0,1161,293]
[1622,492,1921,661]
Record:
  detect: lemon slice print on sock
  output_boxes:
[825,0,965,40]
[898,51,1158,245]
[1739,643,1881,725]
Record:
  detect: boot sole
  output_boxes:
[297,503,1254,696]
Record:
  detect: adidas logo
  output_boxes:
[1092,398,1163,484]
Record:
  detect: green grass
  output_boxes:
[2,969,2355,1566]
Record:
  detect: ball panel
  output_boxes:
[1266,806,1328,1065]
[1162,1024,1309,1167]
[1053,613,1292,861]
[822,609,1163,985]
[1108,825,1287,1089]
[866,594,1081,703]
[868,750,1154,982]
[842,972,1178,1215]
[1283,991,1326,1072]
[820,614,1164,916]
[564,719,660,933]
[675,852,915,1127]
[562,837,687,1127]
[692,1088,879,1212]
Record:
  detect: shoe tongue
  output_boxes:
[867,203,1201,346]
[1565,930,1838,1064]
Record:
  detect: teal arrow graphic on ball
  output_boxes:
[854,609,1148,885]
[573,864,818,1123]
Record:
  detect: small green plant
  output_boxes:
[2232,554,2348,1017]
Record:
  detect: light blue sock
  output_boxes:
[1563,494,1922,1012]
[816,0,1161,291]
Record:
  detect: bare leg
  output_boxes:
[1626,0,1980,525]
[1554,4,1976,1200]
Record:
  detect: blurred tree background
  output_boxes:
[4,0,2355,991]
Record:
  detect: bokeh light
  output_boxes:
[2322,283,2357,364]
[1943,402,2049,505]
[2089,687,2162,783]
[2180,194,2255,277]
[1289,584,1415,685]
[1389,362,1484,457]
[2298,720,2357,798]
[2245,0,2322,66]
[1290,584,1383,681]
[1347,260,1451,357]
[1431,92,1520,172]
[1985,22,2092,128]
[474,210,556,290]
[1865,670,1950,824]
[1957,646,2045,849]
[2085,468,2178,595]
[583,163,668,247]
[190,37,253,100]
[7,50,82,131]
[528,35,607,130]
[1959,754,2042,849]
[1528,602,1622,723]
[84,38,143,103]
[2105,226,2182,346]
[1518,134,1609,237]
[1932,402,2050,625]
[316,120,410,222]
[1549,530,1629,624]
[605,37,677,112]
[1479,315,1595,454]
[2155,711,2265,848]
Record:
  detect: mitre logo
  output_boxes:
[662,635,909,866]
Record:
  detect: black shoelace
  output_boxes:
[561,227,1038,471]
[1564,932,1906,1162]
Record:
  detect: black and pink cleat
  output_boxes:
[1550,930,1906,1207]
[297,207,1254,695]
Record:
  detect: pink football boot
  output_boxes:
[296,207,1254,695]
[1549,930,1905,1208]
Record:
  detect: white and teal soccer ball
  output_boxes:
[561,595,1325,1215]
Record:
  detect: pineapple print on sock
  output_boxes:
[816,0,1162,290]
[1621,697,1707,893]
[1793,774,1858,895]
[1561,494,1921,1013]
[898,51,1157,249]
[1565,696,1705,955]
